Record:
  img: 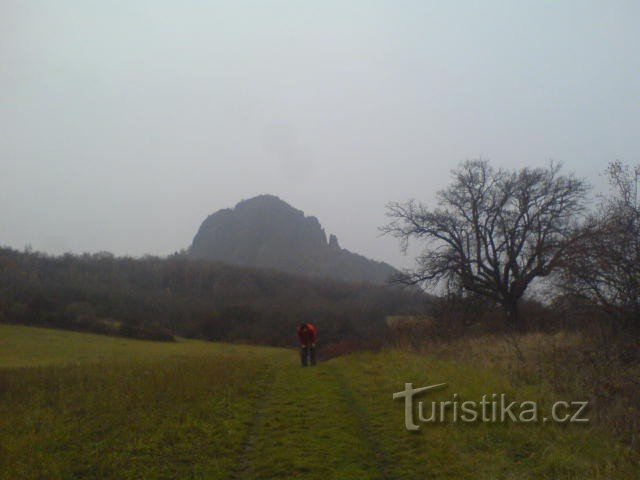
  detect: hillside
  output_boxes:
[0,246,419,345]
[189,195,398,284]
[1,325,636,479]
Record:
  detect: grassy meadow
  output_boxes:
[0,325,637,479]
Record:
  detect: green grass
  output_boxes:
[0,325,637,479]
[0,324,277,367]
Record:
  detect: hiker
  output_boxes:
[297,322,317,367]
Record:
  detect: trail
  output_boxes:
[229,359,280,480]
[328,365,390,480]
[232,355,385,480]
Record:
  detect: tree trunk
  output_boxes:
[504,300,526,331]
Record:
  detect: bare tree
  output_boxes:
[382,160,589,329]
[559,160,640,328]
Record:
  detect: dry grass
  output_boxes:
[395,330,640,450]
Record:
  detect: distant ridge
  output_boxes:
[189,195,398,284]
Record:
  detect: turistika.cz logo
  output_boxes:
[392,383,589,431]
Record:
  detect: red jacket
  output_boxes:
[297,323,317,346]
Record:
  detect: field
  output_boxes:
[0,325,637,479]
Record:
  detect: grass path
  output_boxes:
[241,358,382,480]
[1,325,637,479]
[229,361,279,479]
[328,365,390,479]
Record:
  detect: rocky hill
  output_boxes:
[189,195,398,284]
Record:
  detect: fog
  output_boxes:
[1,1,638,269]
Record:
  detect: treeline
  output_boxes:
[0,247,422,346]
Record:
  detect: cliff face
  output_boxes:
[189,195,398,284]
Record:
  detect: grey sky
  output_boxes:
[1,1,638,269]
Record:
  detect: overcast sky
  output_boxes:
[1,1,638,269]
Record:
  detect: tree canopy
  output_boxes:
[383,160,589,328]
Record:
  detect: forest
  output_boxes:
[0,247,422,346]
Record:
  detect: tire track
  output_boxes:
[229,358,280,480]
[328,365,391,480]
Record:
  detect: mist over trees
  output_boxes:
[2,159,638,346]
[0,247,421,346]
[383,160,589,330]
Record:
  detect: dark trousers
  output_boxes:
[300,345,317,367]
